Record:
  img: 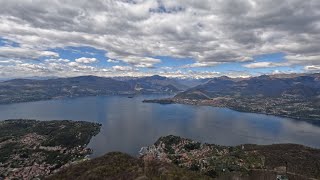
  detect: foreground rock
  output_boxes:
[0,119,101,179]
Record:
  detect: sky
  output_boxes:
[0,0,319,79]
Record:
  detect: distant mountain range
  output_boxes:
[0,76,132,104]
[145,73,320,121]
[0,75,195,104]
[126,75,190,93]
[176,73,320,99]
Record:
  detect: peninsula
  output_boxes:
[144,73,320,121]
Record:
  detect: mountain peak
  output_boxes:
[149,75,167,80]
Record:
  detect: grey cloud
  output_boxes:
[182,62,221,68]
[0,0,320,77]
[0,46,59,59]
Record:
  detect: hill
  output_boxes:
[46,152,211,180]
[141,135,320,179]
[176,73,320,99]
[0,75,191,104]
[0,76,133,104]
[145,73,320,121]
[47,135,320,180]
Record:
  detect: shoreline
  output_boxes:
[143,98,320,122]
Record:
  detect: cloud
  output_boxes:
[107,59,119,63]
[44,58,70,63]
[106,52,161,68]
[285,55,320,65]
[244,54,320,69]
[112,65,136,71]
[243,62,289,69]
[68,62,79,67]
[304,65,320,71]
[182,62,221,68]
[0,0,320,77]
[75,57,98,64]
[0,59,223,79]
[0,46,59,60]
[0,59,23,64]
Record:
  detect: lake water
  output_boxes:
[0,95,320,157]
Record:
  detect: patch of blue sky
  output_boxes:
[149,3,185,14]
[0,37,19,47]
[252,52,286,63]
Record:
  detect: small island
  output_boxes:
[0,119,101,179]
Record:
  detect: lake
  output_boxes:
[0,94,320,157]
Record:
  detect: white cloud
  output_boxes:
[243,62,289,69]
[45,58,70,63]
[75,57,98,64]
[68,62,79,67]
[182,62,221,68]
[107,59,119,63]
[0,59,23,64]
[304,65,320,71]
[112,65,136,71]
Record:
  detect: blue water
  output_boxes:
[0,95,320,157]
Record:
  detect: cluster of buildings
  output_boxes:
[0,133,92,179]
[139,135,265,177]
[171,95,318,120]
